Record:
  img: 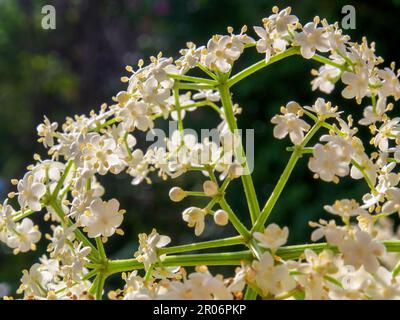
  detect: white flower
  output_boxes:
[311,63,341,94]
[7,218,41,254]
[19,263,52,298]
[178,42,203,71]
[204,34,249,73]
[192,90,220,102]
[253,224,289,251]
[80,198,123,238]
[373,118,400,151]
[339,230,386,273]
[377,67,400,99]
[329,265,372,300]
[267,7,298,35]
[253,25,287,62]
[252,252,296,297]
[310,220,346,245]
[182,207,206,236]
[82,135,122,175]
[308,143,350,183]
[382,188,400,216]
[138,76,170,105]
[17,173,46,212]
[0,200,16,242]
[359,96,387,126]
[301,249,338,275]
[341,67,370,104]
[304,98,342,119]
[134,229,171,270]
[37,116,58,148]
[118,99,154,132]
[271,102,310,145]
[294,22,330,59]
[324,199,368,221]
[368,266,400,299]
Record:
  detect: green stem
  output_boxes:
[175,82,216,90]
[91,272,106,300]
[351,159,377,192]
[197,63,218,80]
[106,251,253,276]
[219,198,251,239]
[167,73,217,85]
[51,159,73,200]
[158,236,245,255]
[244,286,258,300]
[252,122,322,232]
[104,240,400,276]
[310,54,349,71]
[173,86,184,132]
[218,83,261,224]
[91,117,119,133]
[96,237,107,262]
[12,209,35,222]
[227,47,300,87]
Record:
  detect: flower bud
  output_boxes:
[228,164,243,179]
[202,180,218,197]
[214,209,229,226]
[169,187,187,202]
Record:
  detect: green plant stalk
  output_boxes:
[175,82,216,90]
[105,251,254,276]
[91,272,106,300]
[104,240,400,276]
[167,73,217,85]
[96,237,107,262]
[218,83,261,224]
[158,236,245,255]
[252,122,322,232]
[51,159,74,199]
[227,47,300,87]
[244,287,258,300]
[392,259,400,277]
[219,198,251,239]
[173,86,184,132]
[197,63,218,80]
[12,209,35,222]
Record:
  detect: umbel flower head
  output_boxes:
[1,5,400,300]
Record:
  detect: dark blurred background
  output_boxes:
[0,0,399,296]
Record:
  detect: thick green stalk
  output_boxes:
[105,240,400,276]
[218,83,261,224]
[105,251,253,276]
[252,122,322,232]
[158,236,245,255]
[227,47,300,87]
[90,272,106,300]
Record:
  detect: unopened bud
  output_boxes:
[169,187,187,202]
[202,180,219,197]
[228,164,243,179]
[214,209,229,226]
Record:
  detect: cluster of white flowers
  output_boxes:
[1,6,400,300]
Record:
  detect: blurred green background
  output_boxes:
[0,0,399,296]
